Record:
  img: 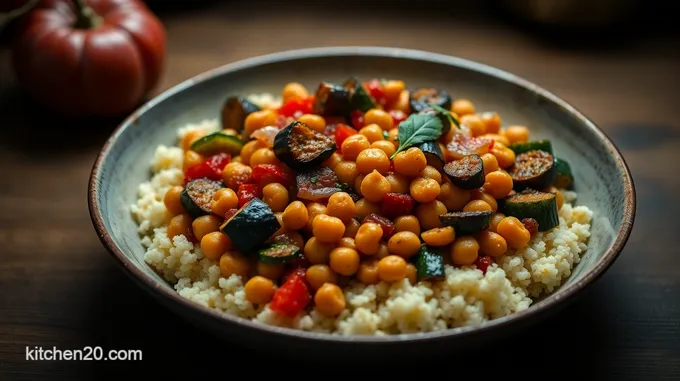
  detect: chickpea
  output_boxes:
[421,226,455,246]
[364,108,394,131]
[496,216,531,249]
[329,247,360,276]
[383,80,405,102]
[361,170,391,203]
[491,142,515,169]
[244,109,278,137]
[356,259,380,285]
[334,161,360,186]
[437,182,471,212]
[355,198,380,219]
[477,231,508,257]
[282,201,309,230]
[201,231,232,260]
[231,156,243,164]
[369,141,395,159]
[415,200,447,230]
[163,186,185,216]
[244,276,275,305]
[167,214,195,242]
[387,231,421,259]
[314,283,346,317]
[394,215,421,235]
[339,237,357,250]
[355,222,383,255]
[460,114,486,137]
[305,264,338,291]
[354,174,366,195]
[183,150,204,171]
[250,148,280,167]
[260,183,288,213]
[344,217,361,238]
[545,186,565,210]
[298,114,326,134]
[377,255,407,283]
[326,192,357,223]
[219,251,251,278]
[303,237,335,264]
[489,213,506,233]
[405,263,418,285]
[210,188,238,217]
[451,99,476,116]
[504,125,529,144]
[305,202,327,232]
[472,190,499,211]
[359,123,385,143]
[282,82,309,102]
[341,134,370,161]
[479,133,510,147]
[463,200,493,212]
[481,112,502,134]
[180,130,205,151]
[191,215,222,241]
[393,147,427,177]
[257,261,285,280]
[240,139,266,165]
[484,171,513,199]
[322,152,343,170]
[388,128,399,144]
[313,214,346,243]
[409,177,441,203]
[419,165,443,184]
[373,243,389,259]
[385,173,410,194]
[393,90,411,113]
[451,237,479,266]
[356,148,391,175]
[222,162,252,190]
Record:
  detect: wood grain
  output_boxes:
[1,2,679,379]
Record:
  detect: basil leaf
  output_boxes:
[428,103,461,128]
[390,114,444,160]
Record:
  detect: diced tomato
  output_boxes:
[224,208,238,220]
[277,96,314,118]
[251,164,293,187]
[365,79,388,106]
[276,114,295,128]
[270,268,310,317]
[334,124,358,150]
[388,109,407,126]
[474,256,493,274]
[380,193,415,218]
[350,110,365,129]
[362,213,395,239]
[521,218,539,235]
[237,183,262,207]
[184,152,230,183]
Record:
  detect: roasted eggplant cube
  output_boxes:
[409,88,452,113]
[220,198,281,253]
[273,121,336,171]
[221,96,260,132]
[313,82,351,117]
[509,150,557,191]
[180,178,224,218]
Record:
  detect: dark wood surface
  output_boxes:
[1,2,679,379]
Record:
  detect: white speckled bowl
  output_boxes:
[88,47,635,356]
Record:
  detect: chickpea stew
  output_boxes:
[134,78,591,334]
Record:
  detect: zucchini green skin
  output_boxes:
[409,88,452,113]
[220,198,281,253]
[258,243,301,264]
[509,140,553,155]
[343,77,375,112]
[439,211,493,236]
[553,157,574,189]
[443,154,485,190]
[509,150,557,191]
[179,178,224,218]
[501,190,559,232]
[416,245,446,282]
[221,96,260,133]
[312,82,351,117]
[418,141,445,171]
[273,121,337,171]
[190,132,244,157]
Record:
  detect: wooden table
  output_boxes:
[1,2,679,379]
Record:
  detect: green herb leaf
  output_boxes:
[428,103,460,128]
[336,182,351,192]
[310,176,318,184]
[382,130,389,140]
[389,114,444,160]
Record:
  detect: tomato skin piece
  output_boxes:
[237,183,262,208]
[278,96,314,118]
[475,255,493,274]
[350,110,365,129]
[270,268,310,317]
[362,213,395,239]
[184,152,230,183]
[389,109,407,126]
[381,193,415,218]
[251,164,293,187]
[334,124,358,150]
[365,79,387,106]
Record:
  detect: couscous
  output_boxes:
[131,78,593,335]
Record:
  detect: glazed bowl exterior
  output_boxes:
[88,47,635,358]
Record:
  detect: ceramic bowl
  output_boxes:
[88,47,635,357]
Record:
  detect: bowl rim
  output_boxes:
[88,46,636,344]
